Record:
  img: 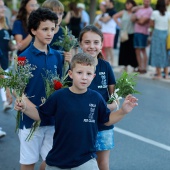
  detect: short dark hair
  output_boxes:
[28,7,58,37]
[156,0,166,16]
[70,53,95,70]
[125,0,137,7]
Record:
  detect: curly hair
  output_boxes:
[28,7,58,37]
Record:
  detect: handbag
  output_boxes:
[120,30,129,42]
[167,34,170,50]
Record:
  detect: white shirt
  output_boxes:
[94,13,116,34]
[151,10,170,30]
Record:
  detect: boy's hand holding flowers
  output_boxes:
[0,56,36,132]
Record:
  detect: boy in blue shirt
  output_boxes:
[15,53,138,170]
[16,7,71,170]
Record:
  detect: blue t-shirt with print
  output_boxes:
[37,88,110,168]
[89,58,116,131]
[19,43,63,129]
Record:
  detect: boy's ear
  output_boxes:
[31,28,36,36]
[68,70,73,79]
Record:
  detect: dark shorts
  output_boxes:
[134,33,148,48]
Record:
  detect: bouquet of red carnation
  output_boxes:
[42,69,70,99]
[0,56,36,132]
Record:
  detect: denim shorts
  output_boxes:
[95,129,114,151]
[134,33,148,48]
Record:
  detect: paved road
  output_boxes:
[0,74,170,170]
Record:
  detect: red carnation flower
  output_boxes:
[18,57,26,66]
[53,80,63,90]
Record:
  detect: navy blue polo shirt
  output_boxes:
[37,88,111,168]
[89,58,116,131]
[19,43,63,129]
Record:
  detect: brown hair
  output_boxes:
[79,25,104,59]
[70,53,95,70]
[16,0,31,33]
[42,0,64,12]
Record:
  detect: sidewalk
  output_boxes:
[112,48,170,83]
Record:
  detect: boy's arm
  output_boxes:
[105,95,138,126]
[14,97,40,121]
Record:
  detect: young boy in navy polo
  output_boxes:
[17,7,71,170]
[15,53,138,170]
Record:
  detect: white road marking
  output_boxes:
[114,127,170,152]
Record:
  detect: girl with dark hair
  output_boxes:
[12,0,38,55]
[149,0,170,79]
[79,25,117,170]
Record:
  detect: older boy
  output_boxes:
[17,7,64,170]
[15,53,138,170]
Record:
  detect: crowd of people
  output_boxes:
[0,0,169,170]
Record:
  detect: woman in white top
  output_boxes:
[149,0,170,79]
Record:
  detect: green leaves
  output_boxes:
[115,71,140,98]
[107,71,140,104]
[53,26,78,52]
[0,59,37,134]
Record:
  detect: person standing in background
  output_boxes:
[0,0,15,111]
[94,1,107,57]
[64,2,81,56]
[12,0,39,55]
[114,0,138,72]
[77,3,90,29]
[64,2,81,39]
[149,0,170,79]
[99,0,117,66]
[131,0,152,74]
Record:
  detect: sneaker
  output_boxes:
[3,101,12,112]
[0,129,6,138]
